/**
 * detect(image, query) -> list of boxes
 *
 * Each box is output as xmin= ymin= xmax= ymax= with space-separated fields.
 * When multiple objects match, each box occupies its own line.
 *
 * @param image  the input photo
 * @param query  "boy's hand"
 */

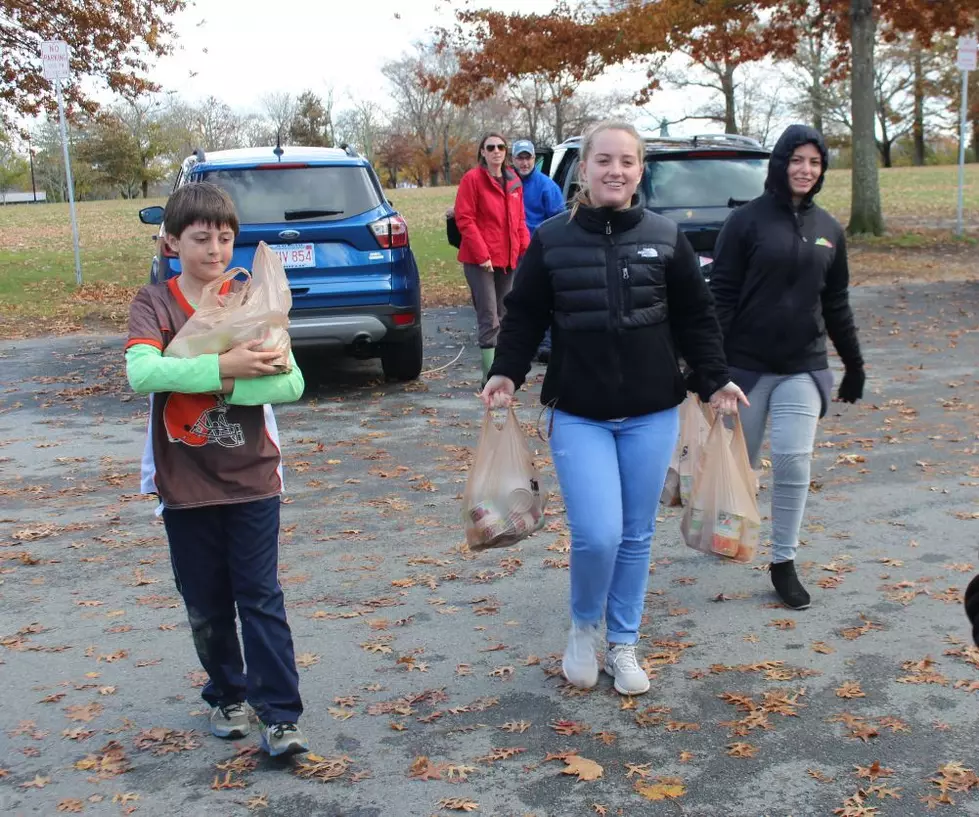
xmin=219 ymin=340 xmax=283 ymax=380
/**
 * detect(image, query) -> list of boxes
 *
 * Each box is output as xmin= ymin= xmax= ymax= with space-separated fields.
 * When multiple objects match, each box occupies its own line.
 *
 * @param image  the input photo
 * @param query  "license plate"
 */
xmin=268 ymin=243 xmax=315 ymax=269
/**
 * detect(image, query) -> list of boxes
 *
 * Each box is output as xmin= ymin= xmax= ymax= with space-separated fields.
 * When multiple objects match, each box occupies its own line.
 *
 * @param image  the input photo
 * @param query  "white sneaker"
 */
xmin=562 ymin=621 xmax=601 ymax=688
xmin=604 ymin=644 xmax=650 ymax=695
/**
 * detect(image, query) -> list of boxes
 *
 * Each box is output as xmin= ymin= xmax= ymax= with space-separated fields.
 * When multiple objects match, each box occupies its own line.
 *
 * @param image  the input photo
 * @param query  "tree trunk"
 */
xmin=553 ymin=101 xmax=565 ymax=144
xmin=878 ymin=140 xmax=893 ymax=168
xmin=912 ymin=43 xmax=925 ymax=167
xmin=848 ymin=0 xmax=884 ymax=236
xmin=442 ymin=126 xmax=452 ymax=186
xmin=812 ymin=39 xmax=824 ymax=133
xmin=142 ymin=179 xmax=149 ymax=198
xmin=972 ymin=118 xmax=979 ymax=163
xmin=722 ymin=64 xmax=738 ymax=134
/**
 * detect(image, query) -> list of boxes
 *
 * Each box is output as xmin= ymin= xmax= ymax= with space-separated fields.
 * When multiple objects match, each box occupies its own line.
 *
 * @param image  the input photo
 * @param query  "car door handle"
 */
xmin=290 ymin=287 xmax=309 ymax=296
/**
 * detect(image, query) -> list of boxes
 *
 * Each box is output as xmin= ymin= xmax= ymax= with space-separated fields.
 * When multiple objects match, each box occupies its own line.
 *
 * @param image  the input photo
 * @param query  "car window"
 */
xmin=200 ymin=165 xmax=382 ymax=223
xmin=642 ymin=157 xmax=767 ymax=209
xmin=558 ymin=152 xmax=767 ymax=208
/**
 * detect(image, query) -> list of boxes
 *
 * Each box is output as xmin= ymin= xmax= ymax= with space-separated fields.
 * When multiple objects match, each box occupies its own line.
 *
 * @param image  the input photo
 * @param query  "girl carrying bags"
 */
xmin=480 ymin=121 xmax=746 ymax=696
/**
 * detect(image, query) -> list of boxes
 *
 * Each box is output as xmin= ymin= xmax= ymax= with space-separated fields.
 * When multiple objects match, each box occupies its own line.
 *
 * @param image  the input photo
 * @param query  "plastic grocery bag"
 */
xmin=680 ymin=413 xmax=761 ymax=563
xmin=463 ymin=407 xmax=548 ymax=551
xmin=164 ymin=241 xmax=293 ymax=371
xmin=662 ymin=394 xmax=715 ymax=506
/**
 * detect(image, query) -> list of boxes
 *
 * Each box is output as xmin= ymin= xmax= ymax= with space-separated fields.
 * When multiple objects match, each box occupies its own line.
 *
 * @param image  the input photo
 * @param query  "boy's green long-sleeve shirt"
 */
xmin=125 ymin=344 xmax=304 ymax=405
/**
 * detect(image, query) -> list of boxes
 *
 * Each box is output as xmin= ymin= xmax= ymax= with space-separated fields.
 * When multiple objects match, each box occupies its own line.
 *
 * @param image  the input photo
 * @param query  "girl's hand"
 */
xmin=480 ymin=375 xmax=515 ymax=408
xmin=480 ymin=259 xmax=494 ymax=271
xmin=709 ymin=381 xmax=749 ymax=415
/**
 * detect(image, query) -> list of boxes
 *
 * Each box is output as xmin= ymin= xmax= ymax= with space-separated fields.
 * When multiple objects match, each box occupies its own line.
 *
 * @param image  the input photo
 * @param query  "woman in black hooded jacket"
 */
xmin=709 ymin=124 xmax=865 ymax=610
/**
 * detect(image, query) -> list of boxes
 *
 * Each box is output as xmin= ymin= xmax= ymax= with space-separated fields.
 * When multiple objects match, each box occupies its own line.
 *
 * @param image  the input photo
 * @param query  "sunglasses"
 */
xmin=484 ymin=143 xmax=507 ymax=152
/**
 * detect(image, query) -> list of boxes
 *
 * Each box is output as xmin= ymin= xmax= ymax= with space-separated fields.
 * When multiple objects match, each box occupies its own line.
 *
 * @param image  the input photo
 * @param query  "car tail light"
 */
xmin=370 ymin=215 xmax=408 ymax=249
xmin=393 ymin=312 xmax=415 ymax=327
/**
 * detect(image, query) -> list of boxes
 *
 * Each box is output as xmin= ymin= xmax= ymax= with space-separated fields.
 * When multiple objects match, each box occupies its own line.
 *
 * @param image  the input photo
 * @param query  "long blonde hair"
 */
xmin=569 ymin=120 xmax=644 ymax=220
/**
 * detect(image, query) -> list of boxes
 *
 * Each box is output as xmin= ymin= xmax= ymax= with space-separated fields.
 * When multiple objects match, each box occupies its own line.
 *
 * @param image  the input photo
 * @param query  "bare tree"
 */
xmin=737 ymin=66 xmax=786 ymax=146
xmin=261 ymin=92 xmax=297 ymax=144
xmin=788 ymin=2 xmax=836 ymax=133
xmin=872 ymin=43 xmax=914 ymax=168
xmin=335 ymin=99 xmax=385 ymax=164
xmin=194 ymin=96 xmax=245 ymax=151
xmin=383 ymin=42 xmax=460 ymax=185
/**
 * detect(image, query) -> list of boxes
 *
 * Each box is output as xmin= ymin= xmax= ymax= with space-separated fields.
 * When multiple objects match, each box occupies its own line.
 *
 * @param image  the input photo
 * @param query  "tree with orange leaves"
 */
xmin=2 ymin=0 xmax=187 ymax=129
xmin=438 ymin=0 xmax=979 ymax=234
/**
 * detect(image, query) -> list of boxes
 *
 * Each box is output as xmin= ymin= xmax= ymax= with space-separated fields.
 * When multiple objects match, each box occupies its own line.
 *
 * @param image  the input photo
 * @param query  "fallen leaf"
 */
xmin=855 ymin=761 xmax=894 ymax=782
xmin=438 ymin=798 xmax=479 ymax=812
xmin=561 ymin=755 xmax=603 ymax=781
xmin=635 ymin=776 xmax=686 ymax=801
xmin=836 ymin=681 xmax=867 ymax=699
xmin=727 ymin=742 xmax=759 ymax=758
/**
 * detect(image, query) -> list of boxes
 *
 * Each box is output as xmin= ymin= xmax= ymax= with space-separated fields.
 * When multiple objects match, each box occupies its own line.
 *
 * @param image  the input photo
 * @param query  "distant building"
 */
xmin=2 ymin=191 xmax=47 ymax=204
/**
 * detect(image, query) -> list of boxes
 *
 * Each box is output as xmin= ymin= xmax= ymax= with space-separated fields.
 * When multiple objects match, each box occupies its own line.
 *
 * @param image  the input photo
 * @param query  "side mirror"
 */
xmin=139 ymin=205 xmax=165 ymax=225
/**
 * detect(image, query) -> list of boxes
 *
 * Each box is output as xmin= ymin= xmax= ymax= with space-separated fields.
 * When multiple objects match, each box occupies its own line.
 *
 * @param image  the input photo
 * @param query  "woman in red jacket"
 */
xmin=454 ymin=132 xmax=531 ymax=383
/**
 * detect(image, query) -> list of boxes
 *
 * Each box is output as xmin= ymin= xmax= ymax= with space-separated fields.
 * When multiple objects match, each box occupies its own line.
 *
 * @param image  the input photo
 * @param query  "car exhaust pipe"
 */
xmin=351 ymin=332 xmax=373 ymax=359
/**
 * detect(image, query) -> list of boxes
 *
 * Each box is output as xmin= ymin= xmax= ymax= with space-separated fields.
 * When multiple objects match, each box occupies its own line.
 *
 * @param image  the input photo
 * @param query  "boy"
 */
xmin=125 ymin=182 xmax=309 ymax=757
xmin=510 ymin=139 xmax=565 ymax=364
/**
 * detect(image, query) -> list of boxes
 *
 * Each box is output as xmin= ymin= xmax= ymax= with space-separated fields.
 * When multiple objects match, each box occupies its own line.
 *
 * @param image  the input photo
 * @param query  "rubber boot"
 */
xmin=480 ymin=347 xmax=495 ymax=387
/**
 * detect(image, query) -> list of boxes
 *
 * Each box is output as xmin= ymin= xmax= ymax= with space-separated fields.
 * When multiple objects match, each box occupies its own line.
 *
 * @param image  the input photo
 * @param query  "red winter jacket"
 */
xmin=454 ymin=166 xmax=531 ymax=270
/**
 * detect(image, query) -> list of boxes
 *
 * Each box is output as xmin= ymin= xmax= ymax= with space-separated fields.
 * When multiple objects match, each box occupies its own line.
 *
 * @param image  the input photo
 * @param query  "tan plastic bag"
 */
xmin=680 ymin=413 xmax=761 ymax=563
xmin=463 ymin=407 xmax=548 ymax=551
xmin=164 ymin=242 xmax=293 ymax=371
xmin=662 ymin=394 xmax=715 ymax=506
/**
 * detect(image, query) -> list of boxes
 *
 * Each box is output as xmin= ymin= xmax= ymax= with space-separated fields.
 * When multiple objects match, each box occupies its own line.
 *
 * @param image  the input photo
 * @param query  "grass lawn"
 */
xmin=0 ymin=166 xmax=976 ymax=338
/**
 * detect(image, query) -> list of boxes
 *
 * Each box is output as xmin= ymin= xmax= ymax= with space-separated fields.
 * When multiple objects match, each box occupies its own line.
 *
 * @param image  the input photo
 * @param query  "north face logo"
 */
xmin=638 ymin=247 xmax=659 ymax=259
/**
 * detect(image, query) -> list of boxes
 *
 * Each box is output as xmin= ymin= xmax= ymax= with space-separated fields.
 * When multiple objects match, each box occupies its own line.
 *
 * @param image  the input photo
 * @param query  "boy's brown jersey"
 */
xmin=126 ymin=278 xmax=283 ymax=509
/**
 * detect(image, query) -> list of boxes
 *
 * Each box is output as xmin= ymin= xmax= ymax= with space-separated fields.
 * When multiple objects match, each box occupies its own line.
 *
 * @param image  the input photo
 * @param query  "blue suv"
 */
xmin=139 ymin=145 xmax=423 ymax=381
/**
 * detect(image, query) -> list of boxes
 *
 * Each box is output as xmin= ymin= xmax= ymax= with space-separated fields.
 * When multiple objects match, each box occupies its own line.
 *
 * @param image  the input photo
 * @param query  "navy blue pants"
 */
xmin=162 ymin=497 xmax=302 ymax=725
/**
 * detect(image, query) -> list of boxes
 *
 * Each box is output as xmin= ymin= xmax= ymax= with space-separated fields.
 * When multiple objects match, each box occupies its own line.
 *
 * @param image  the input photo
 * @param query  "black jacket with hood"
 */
xmin=708 ymin=125 xmax=863 ymax=376
xmin=488 ymin=200 xmax=730 ymax=421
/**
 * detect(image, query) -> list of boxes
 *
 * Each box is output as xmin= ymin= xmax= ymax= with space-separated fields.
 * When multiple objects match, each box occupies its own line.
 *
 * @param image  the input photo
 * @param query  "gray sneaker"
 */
xmin=260 ymin=722 xmax=309 ymax=757
xmin=209 ymin=702 xmax=251 ymax=739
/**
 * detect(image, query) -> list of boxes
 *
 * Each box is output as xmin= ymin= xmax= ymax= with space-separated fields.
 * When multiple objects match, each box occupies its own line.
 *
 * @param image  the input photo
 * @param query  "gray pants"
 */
xmin=463 ymin=264 xmax=513 ymax=348
xmin=738 ymin=373 xmax=821 ymax=564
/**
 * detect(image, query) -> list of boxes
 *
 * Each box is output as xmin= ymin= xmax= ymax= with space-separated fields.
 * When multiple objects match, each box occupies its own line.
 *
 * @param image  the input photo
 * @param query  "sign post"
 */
xmin=956 ymin=36 xmax=977 ymax=238
xmin=40 ymin=41 xmax=83 ymax=286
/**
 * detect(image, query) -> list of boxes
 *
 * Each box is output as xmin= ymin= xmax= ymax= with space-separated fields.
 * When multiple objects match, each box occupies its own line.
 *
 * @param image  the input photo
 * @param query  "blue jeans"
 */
xmin=738 ymin=373 xmax=821 ymax=564
xmin=162 ymin=497 xmax=303 ymax=725
xmin=550 ymin=407 xmax=679 ymax=644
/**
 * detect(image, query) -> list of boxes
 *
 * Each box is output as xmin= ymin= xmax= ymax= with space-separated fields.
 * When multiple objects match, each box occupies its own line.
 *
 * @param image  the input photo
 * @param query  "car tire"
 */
xmin=380 ymin=330 xmax=423 ymax=381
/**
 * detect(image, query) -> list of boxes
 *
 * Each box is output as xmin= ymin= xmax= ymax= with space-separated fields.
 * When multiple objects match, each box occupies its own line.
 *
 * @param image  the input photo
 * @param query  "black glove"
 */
xmin=966 ymin=574 xmax=979 ymax=647
xmin=837 ymin=366 xmax=865 ymax=403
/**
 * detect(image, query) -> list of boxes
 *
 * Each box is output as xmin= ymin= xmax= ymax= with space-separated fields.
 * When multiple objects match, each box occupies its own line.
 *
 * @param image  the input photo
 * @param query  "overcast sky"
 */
xmin=131 ymin=0 xmax=718 ymax=137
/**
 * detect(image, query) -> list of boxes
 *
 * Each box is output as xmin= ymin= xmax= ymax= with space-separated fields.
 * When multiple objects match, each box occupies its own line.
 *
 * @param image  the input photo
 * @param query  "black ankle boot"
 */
xmin=770 ymin=561 xmax=811 ymax=610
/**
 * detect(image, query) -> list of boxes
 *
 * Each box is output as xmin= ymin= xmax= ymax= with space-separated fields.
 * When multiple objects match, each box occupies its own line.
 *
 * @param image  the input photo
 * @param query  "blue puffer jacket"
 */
xmin=519 ymin=169 xmax=566 ymax=233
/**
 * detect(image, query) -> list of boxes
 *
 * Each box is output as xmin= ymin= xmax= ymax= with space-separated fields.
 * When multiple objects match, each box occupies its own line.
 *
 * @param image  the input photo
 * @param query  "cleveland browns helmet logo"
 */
xmin=163 ymin=394 xmax=245 ymax=448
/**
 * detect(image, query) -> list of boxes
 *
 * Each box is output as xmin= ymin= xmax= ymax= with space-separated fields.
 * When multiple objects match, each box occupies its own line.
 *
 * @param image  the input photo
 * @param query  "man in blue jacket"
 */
xmin=512 ymin=139 xmax=566 ymax=363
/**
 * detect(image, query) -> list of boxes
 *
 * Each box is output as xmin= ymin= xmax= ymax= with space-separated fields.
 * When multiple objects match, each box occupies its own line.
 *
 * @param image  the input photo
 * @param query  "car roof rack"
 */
xmin=689 ymin=133 xmax=763 ymax=149
xmin=558 ymin=132 xmax=765 ymax=151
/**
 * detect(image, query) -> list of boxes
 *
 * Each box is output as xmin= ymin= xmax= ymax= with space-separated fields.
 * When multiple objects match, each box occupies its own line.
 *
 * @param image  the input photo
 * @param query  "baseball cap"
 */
xmin=512 ymin=139 xmax=535 ymax=157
